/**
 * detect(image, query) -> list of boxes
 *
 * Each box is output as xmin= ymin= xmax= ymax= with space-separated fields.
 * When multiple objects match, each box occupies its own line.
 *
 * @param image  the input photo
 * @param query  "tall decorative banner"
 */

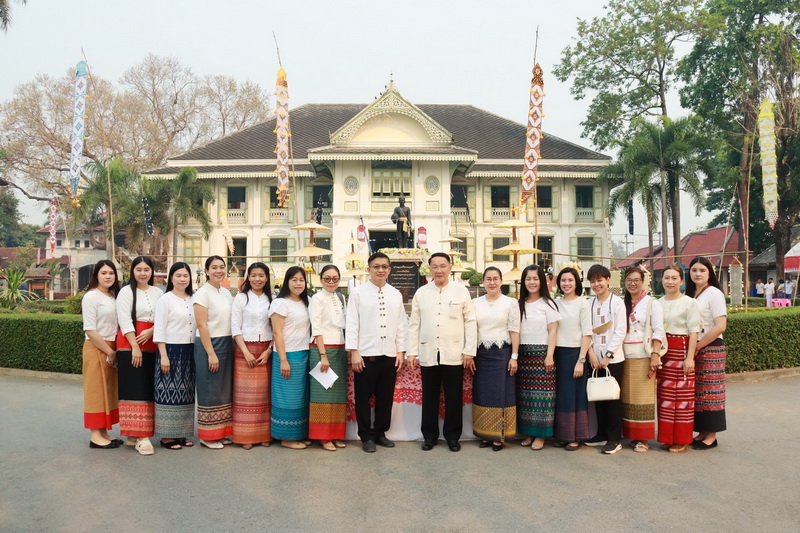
xmin=520 ymin=63 xmax=544 ymax=210
xmin=142 ymin=197 xmax=154 ymax=237
xmin=49 ymin=198 xmax=58 ymax=257
xmin=273 ymin=67 xmax=291 ymax=207
xmin=220 ymin=209 xmax=235 ymax=255
xmin=69 ymin=61 xmax=89 ymax=205
xmin=758 ymin=99 xmax=779 ymax=229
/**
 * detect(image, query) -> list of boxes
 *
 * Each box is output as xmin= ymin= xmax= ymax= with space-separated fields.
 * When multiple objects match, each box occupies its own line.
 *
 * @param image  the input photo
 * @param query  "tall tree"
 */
xmin=554 ymin=0 xmax=709 ymax=150
xmin=599 ymin=148 xmax=663 ymax=272
xmin=680 ymin=0 xmax=800 ymax=276
xmin=607 ymin=117 xmax=712 ymax=260
xmin=0 ymin=188 xmax=44 ymax=246
xmin=152 ymin=167 xmax=214 ymax=262
xmin=0 ymin=0 xmax=26 ymax=32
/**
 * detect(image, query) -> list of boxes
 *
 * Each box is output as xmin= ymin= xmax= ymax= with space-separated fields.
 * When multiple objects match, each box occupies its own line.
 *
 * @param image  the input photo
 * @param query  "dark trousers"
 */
xmin=353 ymin=356 xmax=397 ymax=442
xmin=421 ymin=360 xmax=464 ymax=442
xmin=593 ymin=362 xmax=624 ymax=442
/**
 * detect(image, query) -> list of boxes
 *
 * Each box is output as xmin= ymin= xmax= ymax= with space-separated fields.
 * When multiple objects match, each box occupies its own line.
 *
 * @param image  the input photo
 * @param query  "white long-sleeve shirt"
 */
xmin=231 ymin=291 xmax=273 ymax=342
xmin=623 ymin=294 xmax=665 ymax=358
xmin=555 ymin=297 xmax=592 ymax=348
xmin=589 ymin=293 xmax=627 ymax=364
xmin=82 ymin=289 xmax=117 ymax=341
xmin=408 ymin=280 xmax=477 ymax=366
xmin=345 ymin=281 xmax=406 ymax=358
xmin=115 ymin=285 xmax=162 ymax=334
xmin=309 ymin=289 xmax=346 ymax=345
xmin=153 ymin=291 xmax=195 ymax=345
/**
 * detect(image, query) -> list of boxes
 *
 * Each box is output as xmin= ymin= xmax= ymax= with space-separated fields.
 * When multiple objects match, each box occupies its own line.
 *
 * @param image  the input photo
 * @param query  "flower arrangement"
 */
xmin=379 ymin=248 xmax=431 ymax=259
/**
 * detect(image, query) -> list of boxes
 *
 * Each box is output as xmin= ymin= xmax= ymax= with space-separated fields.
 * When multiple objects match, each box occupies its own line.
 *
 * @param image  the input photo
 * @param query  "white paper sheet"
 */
xmin=308 ymin=361 xmax=339 ymax=389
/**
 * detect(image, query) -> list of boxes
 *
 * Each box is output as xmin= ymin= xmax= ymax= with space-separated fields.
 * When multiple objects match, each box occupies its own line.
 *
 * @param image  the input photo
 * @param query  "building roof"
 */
xmin=152 ymin=103 xmax=609 ymax=170
xmin=616 ymin=226 xmax=745 ymax=270
xmin=750 ymin=226 xmax=800 ymax=267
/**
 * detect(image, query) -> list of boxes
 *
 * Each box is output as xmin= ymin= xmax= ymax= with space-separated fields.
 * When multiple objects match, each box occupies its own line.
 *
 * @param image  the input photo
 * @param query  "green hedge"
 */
xmin=0 ymin=314 xmax=85 ymax=374
xmin=725 ymin=307 xmax=800 ymax=372
xmin=1 ymin=308 xmax=799 ymax=375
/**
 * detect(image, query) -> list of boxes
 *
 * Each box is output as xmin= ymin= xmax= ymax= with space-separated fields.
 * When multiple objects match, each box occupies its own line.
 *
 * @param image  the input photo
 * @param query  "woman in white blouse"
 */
xmin=516 ymin=265 xmax=561 ymax=450
xmin=269 ymin=266 xmax=312 ymax=449
xmin=115 ymin=256 xmax=162 ymax=455
xmin=308 ymin=264 xmax=347 ymax=451
xmin=470 ymin=267 xmax=520 ymax=451
xmin=620 ymin=266 xmax=664 ymax=453
xmin=657 ymin=264 xmax=700 ymax=453
xmin=231 ymin=262 xmax=274 ymax=450
xmin=153 ymin=262 xmax=197 ymax=450
xmin=553 ymin=267 xmax=592 ymax=451
xmin=82 ymin=260 xmax=122 ymax=448
xmin=686 ymin=256 xmax=728 ymax=450
xmin=194 ymin=255 xmax=234 ymax=449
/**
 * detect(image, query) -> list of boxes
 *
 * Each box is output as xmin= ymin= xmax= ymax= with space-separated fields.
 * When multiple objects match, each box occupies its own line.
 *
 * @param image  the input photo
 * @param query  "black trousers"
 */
xmin=593 ymin=362 xmax=624 ymax=442
xmin=421 ymin=359 xmax=464 ymax=442
xmin=353 ymin=356 xmax=397 ymax=442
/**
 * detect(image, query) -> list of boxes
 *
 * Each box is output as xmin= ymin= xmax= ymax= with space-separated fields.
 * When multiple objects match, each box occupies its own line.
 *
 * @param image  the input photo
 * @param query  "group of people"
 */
xmin=81 ymin=252 xmax=728 ymax=455
xmin=757 ymin=277 xmax=794 ymax=307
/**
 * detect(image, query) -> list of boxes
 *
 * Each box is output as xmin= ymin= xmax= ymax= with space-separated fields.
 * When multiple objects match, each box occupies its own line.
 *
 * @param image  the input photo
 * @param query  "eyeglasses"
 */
xmin=322 ymin=277 xmax=340 ymax=283
xmin=625 ymin=278 xmax=642 ymax=284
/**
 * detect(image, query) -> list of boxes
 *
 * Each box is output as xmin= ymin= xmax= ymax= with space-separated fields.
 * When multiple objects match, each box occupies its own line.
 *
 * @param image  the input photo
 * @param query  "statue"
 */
xmin=391 ymin=196 xmax=413 ymax=248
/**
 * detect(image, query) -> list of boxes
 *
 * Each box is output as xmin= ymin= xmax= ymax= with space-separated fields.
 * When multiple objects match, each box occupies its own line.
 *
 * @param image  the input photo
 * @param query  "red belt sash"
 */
xmin=115 ymin=321 xmax=157 ymax=351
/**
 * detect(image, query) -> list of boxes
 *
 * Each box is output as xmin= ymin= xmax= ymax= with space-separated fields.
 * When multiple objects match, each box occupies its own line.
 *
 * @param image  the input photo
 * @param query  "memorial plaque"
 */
xmin=388 ymin=260 xmax=424 ymax=303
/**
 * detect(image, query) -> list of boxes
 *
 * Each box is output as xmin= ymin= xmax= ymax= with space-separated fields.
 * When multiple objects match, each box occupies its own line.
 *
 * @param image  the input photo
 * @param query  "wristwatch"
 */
xmin=578 ymin=357 xmax=586 ymax=363
xmin=511 ymin=352 xmax=519 ymax=360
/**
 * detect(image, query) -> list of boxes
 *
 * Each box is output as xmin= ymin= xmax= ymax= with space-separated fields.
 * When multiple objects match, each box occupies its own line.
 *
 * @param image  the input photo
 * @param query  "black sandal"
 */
xmin=160 ymin=439 xmax=182 ymax=450
xmin=177 ymin=438 xmax=194 ymax=447
xmin=479 ymin=441 xmax=492 ymax=448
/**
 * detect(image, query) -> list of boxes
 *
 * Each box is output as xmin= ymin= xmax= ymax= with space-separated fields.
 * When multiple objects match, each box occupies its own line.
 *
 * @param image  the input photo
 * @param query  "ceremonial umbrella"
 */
xmin=339 ymin=252 xmax=366 ymax=262
xmin=439 ymin=237 xmax=464 ymax=243
xmin=288 ymin=245 xmax=334 ymax=258
xmin=292 ymin=222 xmax=331 ymax=232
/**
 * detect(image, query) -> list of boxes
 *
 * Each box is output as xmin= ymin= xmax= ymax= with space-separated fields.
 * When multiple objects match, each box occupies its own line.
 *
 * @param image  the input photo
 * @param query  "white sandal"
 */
xmin=135 ymin=437 xmax=155 ymax=456
xmin=200 ymin=439 xmax=224 ymax=449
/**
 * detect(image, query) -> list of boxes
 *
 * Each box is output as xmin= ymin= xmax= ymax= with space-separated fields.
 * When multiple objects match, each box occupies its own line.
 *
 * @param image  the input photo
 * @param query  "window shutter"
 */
xmin=551 ymin=185 xmax=560 ymax=222
xmin=219 ymin=187 xmax=228 ymax=220
xmin=510 ymin=183 xmax=520 ymax=209
xmin=483 ymin=187 xmax=492 ymax=222
xmin=287 ymin=238 xmax=296 ymax=260
xmin=593 ymin=186 xmax=603 ymax=222
xmin=484 ymin=236 xmax=494 ymax=261
xmin=261 ymin=238 xmax=270 ymax=259
xmin=570 ymin=236 xmax=578 ymax=260
xmin=594 ymin=237 xmax=602 ymax=262
xmin=466 ymin=237 xmax=475 ymax=262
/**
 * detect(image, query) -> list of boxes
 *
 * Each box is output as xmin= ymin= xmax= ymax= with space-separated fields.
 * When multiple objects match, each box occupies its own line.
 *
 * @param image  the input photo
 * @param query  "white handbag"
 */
xmin=586 ymin=368 xmax=620 ymax=402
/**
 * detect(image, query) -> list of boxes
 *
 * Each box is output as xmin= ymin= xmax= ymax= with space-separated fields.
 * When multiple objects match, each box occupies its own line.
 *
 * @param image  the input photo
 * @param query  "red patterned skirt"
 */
xmin=116 ymin=322 xmax=156 ymax=437
xmin=694 ymin=338 xmax=727 ymax=433
xmin=232 ymin=341 xmax=271 ymax=444
xmin=657 ymin=334 xmax=695 ymax=445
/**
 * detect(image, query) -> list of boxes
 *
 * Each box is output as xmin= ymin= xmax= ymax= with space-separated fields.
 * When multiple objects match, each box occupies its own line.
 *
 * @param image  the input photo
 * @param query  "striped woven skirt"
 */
xmin=553 ymin=346 xmax=590 ymax=442
xmin=657 ymin=334 xmax=695 ymax=445
xmin=82 ymin=340 xmax=119 ymax=430
xmin=194 ymin=336 xmax=233 ymax=440
xmin=516 ymin=344 xmax=555 ymax=437
xmin=472 ymin=343 xmax=517 ymax=442
xmin=621 ymin=356 xmax=656 ymax=441
xmin=116 ymin=322 xmax=157 ymax=437
xmin=154 ymin=343 xmax=196 ymax=438
xmin=308 ymin=344 xmax=347 ymax=441
xmin=694 ymin=338 xmax=727 ymax=433
xmin=271 ymin=349 xmax=310 ymax=441
xmin=232 ymin=341 xmax=272 ymax=445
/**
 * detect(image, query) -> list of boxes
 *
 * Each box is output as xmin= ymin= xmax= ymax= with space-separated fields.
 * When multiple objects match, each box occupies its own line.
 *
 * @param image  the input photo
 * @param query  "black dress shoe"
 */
xmin=492 ymin=443 xmax=503 ymax=452
xmin=421 ymin=440 xmax=437 ymax=451
xmin=447 ymin=440 xmax=461 ymax=452
xmin=691 ymin=439 xmax=718 ymax=450
xmin=362 ymin=439 xmax=377 ymax=453
xmin=375 ymin=436 xmax=395 ymax=448
xmin=479 ymin=441 xmax=492 ymax=448
xmin=89 ymin=440 xmax=119 ymax=449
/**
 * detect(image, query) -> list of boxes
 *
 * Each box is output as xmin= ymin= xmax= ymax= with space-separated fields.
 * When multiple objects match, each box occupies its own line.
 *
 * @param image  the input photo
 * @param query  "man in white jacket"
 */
xmin=408 ymin=252 xmax=477 ymax=452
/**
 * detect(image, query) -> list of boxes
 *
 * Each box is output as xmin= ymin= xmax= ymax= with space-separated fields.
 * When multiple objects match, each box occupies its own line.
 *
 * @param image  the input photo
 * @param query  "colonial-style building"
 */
xmin=145 ymin=82 xmax=611 ymax=278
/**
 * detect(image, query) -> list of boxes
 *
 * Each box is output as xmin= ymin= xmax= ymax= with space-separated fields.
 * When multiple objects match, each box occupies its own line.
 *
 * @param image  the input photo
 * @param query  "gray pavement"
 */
xmin=1 ymin=372 xmax=799 ymax=532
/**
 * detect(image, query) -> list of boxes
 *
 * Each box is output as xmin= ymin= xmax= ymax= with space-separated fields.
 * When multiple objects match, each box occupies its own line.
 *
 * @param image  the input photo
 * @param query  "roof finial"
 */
xmin=389 ymin=73 xmax=394 ymax=91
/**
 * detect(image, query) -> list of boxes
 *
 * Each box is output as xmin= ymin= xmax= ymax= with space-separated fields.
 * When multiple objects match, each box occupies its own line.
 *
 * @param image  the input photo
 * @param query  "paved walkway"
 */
xmin=1 ymin=372 xmax=798 ymax=532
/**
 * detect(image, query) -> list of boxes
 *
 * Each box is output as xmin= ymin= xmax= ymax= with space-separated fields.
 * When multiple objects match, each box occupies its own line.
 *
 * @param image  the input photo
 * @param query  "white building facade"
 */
xmin=146 ymin=83 xmax=612 ymax=278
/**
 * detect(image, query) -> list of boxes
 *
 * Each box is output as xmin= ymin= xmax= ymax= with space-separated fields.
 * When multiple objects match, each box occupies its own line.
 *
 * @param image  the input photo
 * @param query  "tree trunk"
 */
xmin=660 ymin=168 xmax=670 ymax=266
xmin=671 ymin=176 xmax=682 ymax=261
xmin=647 ymin=219 xmax=656 ymax=275
xmin=774 ymin=216 xmax=791 ymax=282
xmin=171 ymin=211 xmax=178 ymax=266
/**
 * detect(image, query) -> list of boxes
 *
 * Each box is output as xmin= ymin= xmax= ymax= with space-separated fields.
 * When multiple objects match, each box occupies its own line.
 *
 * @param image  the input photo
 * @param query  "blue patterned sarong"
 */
xmin=271 ymin=349 xmax=310 ymax=440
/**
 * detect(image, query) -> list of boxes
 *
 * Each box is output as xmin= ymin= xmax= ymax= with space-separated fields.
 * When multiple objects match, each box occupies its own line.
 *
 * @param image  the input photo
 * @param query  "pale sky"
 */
xmin=0 ymin=0 xmax=715 ymax=251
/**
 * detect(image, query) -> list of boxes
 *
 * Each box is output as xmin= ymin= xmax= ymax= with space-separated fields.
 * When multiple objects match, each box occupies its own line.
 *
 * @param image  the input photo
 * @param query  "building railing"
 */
xmin=266 ymin=208 xmax=291 ymax=223
xmin=451 ymin=207 xmax=470 ymax=222
xmin=307 ymin=208 xmax=332 ymax=225
xmin=226 ymin=208 xmax=247 ymax=224
xmin=491 ymin=207 xmax=511 ymax=221
xmin=575 ymin=208 xmax=594 ymax=223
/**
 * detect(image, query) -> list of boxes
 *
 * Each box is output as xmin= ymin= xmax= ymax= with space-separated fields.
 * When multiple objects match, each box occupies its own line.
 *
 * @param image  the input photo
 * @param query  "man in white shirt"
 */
xmin=765 ymin=278 xmax=775 ymax=307
xmin=785 ymin=279 xmax=794 ymax=300
xmin=408 ymin=253 xmax=477 ymax=452
xmin=345 ymin=252 xmax=407 ymax=453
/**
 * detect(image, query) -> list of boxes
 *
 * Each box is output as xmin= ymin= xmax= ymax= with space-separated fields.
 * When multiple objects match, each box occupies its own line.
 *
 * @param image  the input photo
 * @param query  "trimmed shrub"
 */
xmin=14 ymin=300 xmax=68 ymax=314
xmin=0 ymin=314 xmax=84 ymax=374
xmin=725 ymin=307 xmax=800 ymax=373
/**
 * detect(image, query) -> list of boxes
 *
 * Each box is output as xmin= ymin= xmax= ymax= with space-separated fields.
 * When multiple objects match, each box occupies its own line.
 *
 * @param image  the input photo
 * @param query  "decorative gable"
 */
xmin=330 ymin=82 xmax=453 ymax=146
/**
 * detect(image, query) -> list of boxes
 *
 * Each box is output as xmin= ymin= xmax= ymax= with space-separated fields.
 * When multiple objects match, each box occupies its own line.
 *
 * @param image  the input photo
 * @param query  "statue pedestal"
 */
xmin=380 ymin=248 xmax=428 ymax=303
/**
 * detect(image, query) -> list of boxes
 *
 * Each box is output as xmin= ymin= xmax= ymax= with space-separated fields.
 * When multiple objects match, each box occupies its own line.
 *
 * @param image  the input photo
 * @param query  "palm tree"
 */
xmin=600 ymin=152 xmax=662 ymax=273
xmin=152 ymin=167 xmax=214 ymax=263
xmin=1 ymin=0 xmax=27 ymax=32
xmin=612 ymin=117 xmax=712 ymax=261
